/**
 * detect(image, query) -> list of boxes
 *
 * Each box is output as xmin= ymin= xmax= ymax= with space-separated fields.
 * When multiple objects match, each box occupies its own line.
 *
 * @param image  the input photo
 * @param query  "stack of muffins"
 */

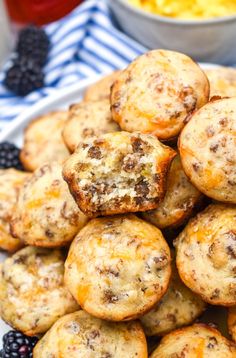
xmin=0 ymin=49 xmax=235 ymax=357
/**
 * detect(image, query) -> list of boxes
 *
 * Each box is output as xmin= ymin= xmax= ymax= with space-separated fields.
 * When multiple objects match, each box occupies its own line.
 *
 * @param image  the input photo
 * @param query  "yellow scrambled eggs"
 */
xmin=128 ymin=0 xmax=236 ymax=19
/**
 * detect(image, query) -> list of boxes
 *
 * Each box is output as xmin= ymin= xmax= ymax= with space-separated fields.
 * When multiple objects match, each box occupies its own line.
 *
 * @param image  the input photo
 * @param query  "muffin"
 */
xmin=0 ymin=246 xmax=79 ymax=336
xmin=62 ymin=99 xmax=119 ymax=152
xmin=205 ymin=66 xmax=236 ymax=98
xmin=64 ymin=214 xmax=171 ymax=321
xmin=174 ymin=204 xmax=236 ymax=306
xmin=63 ymin=131 xmax=176 ymax=217
xmin=11 ymin=162 xmax=88 ymax=247
xmin=179 ymin=97 xmax=236 ymax=204
xmin=142 ymin=155 xmax=203 ymax=229
xmin=111 ymin=49 xmax=209 ymax=141
xmin=20 ymin=111 xmax=70 ymax=171
xmin=84 ymin=70 xmax=121 ymax=101
xmin=150 ymin=324 xmax=236 ymax=357
xmin=0 ymin=169 xmax=29 ymax=252
xmin=33 ymin=310 xmax=147 ymax=358
xmin=140 ymin=255 xmax=206 ymax=336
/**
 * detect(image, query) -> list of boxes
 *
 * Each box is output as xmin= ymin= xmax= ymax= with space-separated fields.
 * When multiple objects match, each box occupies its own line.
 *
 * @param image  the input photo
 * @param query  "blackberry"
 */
xmin=4 ymin=57 xmax=44 ymax=96
xmin=0 ymin=330 xmax=38 ymax=358
xmin=0 ymin=142 xmax=24 ymax=170
xmin=16 ymin=25 xmax=50 ymax=66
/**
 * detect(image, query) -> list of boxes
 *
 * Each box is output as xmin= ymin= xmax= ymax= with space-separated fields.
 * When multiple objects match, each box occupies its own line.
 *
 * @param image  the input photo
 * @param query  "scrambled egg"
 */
xmin=128 ymin=0 xmax=236 ymax=19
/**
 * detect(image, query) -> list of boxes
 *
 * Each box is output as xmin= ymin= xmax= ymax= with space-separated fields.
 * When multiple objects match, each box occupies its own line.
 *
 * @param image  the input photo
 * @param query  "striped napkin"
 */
xmin=0 ymin=0 xmax=146 ymax=128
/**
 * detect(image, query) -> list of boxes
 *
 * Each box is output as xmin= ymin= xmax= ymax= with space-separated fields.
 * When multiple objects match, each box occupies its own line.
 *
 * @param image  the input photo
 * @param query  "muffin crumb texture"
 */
xmin=63 ymin=131 xmax=176 ymax=217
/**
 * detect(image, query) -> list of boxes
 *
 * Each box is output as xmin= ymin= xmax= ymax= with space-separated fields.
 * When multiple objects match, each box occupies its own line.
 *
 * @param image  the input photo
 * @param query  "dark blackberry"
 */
xmin=0 ymin=330 xmax=38 ymax=358
xmin=16 ymin=25 xmax=50 ymax=66
xmin=4 ymin=57 xmax=44 ymax=96
xmin=0 ymin=142 xmax=24 ymax=170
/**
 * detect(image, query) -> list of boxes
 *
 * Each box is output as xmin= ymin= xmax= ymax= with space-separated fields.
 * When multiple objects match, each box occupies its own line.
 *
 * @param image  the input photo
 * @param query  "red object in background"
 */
xmin=5 ymin=0 xmax=83 ymax=25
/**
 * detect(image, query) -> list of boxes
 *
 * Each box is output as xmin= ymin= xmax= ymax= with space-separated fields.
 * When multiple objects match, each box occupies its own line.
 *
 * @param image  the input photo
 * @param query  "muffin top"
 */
xmin=150 ymin=324 xmax=236 ymax=357
xmin=175 ymin=204 xmax=236 ymax=306
xmin=179 ymin=97 xmax=236 ymax=203
xmin=65 ymin=214 xmax=171 ymax=321
xmin=33 ymin=310 xmax=147 ymax=358
xmin=20 ymin=111 xmax=70 ymax=171
xmin=11 ymin=162 xmax=88 ymax=247
xmin=0 ymin=246 xmax=78 ymax=336
xmin=111 ymin=49 xmax=209 ymax=140
xmin=62 ymin=99 xmax=119 ymax=153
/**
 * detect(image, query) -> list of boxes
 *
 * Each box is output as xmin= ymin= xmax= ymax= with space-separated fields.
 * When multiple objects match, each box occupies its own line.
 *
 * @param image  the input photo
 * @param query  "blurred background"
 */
xmin=2 ymin=0 xmax=236 ymax=64
xmin=0 ymin=0 xmax=236 ymax=123
xmin=0 ymin=0 xmax=84 ymax=66
xmin=5 ymin=0 xmax=83 ymax=25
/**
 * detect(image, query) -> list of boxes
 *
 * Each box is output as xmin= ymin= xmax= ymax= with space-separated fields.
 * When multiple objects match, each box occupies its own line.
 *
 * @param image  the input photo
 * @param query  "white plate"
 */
xmin=0 ymin=64 xmax=228 ymax=345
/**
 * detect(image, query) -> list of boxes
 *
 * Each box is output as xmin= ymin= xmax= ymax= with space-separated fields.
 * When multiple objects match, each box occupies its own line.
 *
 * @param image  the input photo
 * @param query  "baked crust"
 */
xmin=0 ymin=246 xmax=78 ymax=336
xmin=33 ymin=310 xmax=148 ymax=358
xmin=140 ymin=254 xmax=206 ymax=336
xmin=64 ymin=214 xmax=171 ymax=321
xmin=111 ymin=49 xmax=209 ymax=141
xmin=174 ymin=204 xmax=236 ymax=306
xmin=150 ymin=324 xmax=236 ymax=357
xmin=142 ymin=155 xmax=203 ymax=229
xmin=20 ymin=111 xmax=70 ymax=171
xmin=63 ymin=131 xmax=176 ymax=217
xmin=84 ymin=70 xmax=122 ymax=101
xmin=62 ymin=99 xmax=119 ymax=152
xmin=179 ymin=97 xmax=236 ymax=203
xmin=11 ymin=162 xmax=88 ymax=247
xmin=228 ymin=307 xmax=236 ymax=342
xmin=0 ymin=169 xmax=29 ymax=252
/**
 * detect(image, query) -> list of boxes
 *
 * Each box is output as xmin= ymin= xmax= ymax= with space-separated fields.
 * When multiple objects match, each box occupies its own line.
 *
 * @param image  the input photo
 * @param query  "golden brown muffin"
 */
xmin=179 ymin=98 xmax=236 ymax=204
xmin=64 ymin=214 xmax=171 ymax=321
xmin=0 ymin=246 xmax=79 ymax=336
xmin=228 ymin=307 xmax=236 ymax=342
xmin=63 ymin=131 xmax=176 ymax=217
xmin=140 ymin=255 xmax=206 ymax=336
xmin=84 ymin=70 xmax=122 ymax=101
xmin=111 ymin=49 xmax=209 ymax=141
xmin=205 ymin=66 xmax=236 ymax=98
xmin=62 ymin=99 xmax=119 ymax=153
xmin=20 ymin=111 xmax=70 ymax=171
xmin=11 ymin=162 xmax=88 ymax=247
xmin=33 ymin=310 xmax=147 ymax=358
xmin=174 ymin=204 xmax=236 ymax=306
xmin=0 ymin=169 xmax=29 ymax=252
xmin=142 ymin=155 xmax=203 ymax=229
xmin=150 ymin=324 xmax=236 ymax=357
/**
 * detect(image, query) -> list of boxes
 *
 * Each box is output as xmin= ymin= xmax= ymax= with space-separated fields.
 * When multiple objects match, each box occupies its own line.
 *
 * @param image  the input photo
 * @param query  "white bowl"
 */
xmin=108 ymin=0 xmax=236 ymax=64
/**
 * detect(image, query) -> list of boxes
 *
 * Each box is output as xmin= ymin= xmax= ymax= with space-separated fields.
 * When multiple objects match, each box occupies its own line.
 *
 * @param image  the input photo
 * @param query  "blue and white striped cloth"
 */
xmin=0 ymin=0 xmax=146 ymax=128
